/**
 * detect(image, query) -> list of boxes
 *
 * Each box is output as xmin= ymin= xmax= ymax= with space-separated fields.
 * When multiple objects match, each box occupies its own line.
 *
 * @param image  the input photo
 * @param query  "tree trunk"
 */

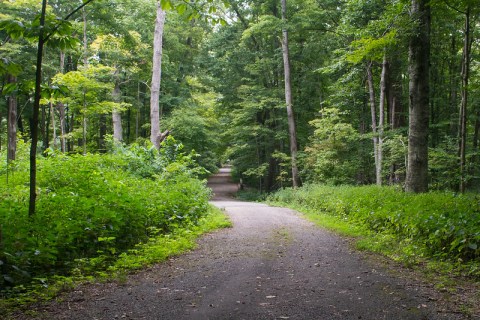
xmin=377 ymin=53 xmax=387 ymax=186
xmin=366 ymin=62 xmax=380 ymax=185
xmin=281 ymin=0 xmax=300 ymax=188
xmin=58 ymin=51 xmax=67 ymax=152
xmin=150 ymin=1 xmax=166 ymax=149
xmin=7 ymin=74 xmax=17 ymax=162
xmin=82 ymin=92 xmax=87 ymax=155
xmin=135 ymin=81 xmax=141 ymax=140
xmin=459 ymin=7 xmax=471 ymax=193
xmin=405 ymin=0 xmax=430 ymax=193
xmin=29 ymin=0 xmax=48 ymax=216
xmin=112 ymin=71 xmax=123 ymax=142
xmin=50 ymin=101 xmax=57 ymax=149
xmin=99 ymin=114 xmax=107 ymax=152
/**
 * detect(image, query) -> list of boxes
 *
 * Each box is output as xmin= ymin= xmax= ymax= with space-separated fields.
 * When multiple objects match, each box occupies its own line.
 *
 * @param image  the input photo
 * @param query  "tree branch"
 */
xmin=44 ymin=0 xmax=96 ymax=43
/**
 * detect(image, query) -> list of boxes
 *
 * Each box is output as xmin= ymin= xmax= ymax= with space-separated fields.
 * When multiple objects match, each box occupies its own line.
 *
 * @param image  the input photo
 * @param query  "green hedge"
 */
xmin=268 ymin=185 xmax=480 ymax=264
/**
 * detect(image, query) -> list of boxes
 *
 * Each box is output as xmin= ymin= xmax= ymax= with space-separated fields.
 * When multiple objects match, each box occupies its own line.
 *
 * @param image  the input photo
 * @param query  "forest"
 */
xmin=0 ymin=0 xmax=479 ymax=307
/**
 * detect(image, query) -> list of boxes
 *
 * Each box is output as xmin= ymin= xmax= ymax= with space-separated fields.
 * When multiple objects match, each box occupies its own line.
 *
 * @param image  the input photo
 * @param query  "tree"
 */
xmin=280 ymin=0 xmax=300 ymax=188
xmin=405 ymin=0 xmax=431 ymax=193
xmin=29 ymin=0 xmax=96 ymax=215
xmin=150 ymin=1 xmax=166 ymax=149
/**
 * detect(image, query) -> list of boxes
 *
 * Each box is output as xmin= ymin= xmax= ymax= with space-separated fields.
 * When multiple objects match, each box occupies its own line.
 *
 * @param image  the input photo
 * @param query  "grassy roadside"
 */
xmin=267 ymin=190 xmax=480 ymax=317
xmin=0 ymin=205 xmax=231 ymax=318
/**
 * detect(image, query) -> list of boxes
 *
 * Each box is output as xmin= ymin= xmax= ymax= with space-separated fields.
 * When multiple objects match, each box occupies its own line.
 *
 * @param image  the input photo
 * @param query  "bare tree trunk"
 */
xmin=99 ymin=114 xmax=107 ymax=152
xmin=7 ymin=75 xmax=17 ymax=162
xmin=81 ymin=6 xmax=89 ymax=155
xmin=366 ymin=62 xmax=380 ymax=185
xmin=83 ymin=92 xmax=87 ymax=155
xmin=58 ymin=51 xmax=67 ymax=152
xmin=405 ymin=0 xmax=430 ymax=193
xmin=459 ymin=7 xmax=471 ymax=193
xmin=29 ymin=0 xmax=48 ymax=216
xmin=281 ymin=0 xmax=300 ymax=188
xmin=150 ymin=1 xmax=166 ymax=149
xmin=50 ymin=101 xmax=58 ymax=149
xmin=112 ymin=70 xmax=123 ymax=142
xmin=377 ymin=53 xmax=387 ymax=186
xmin=136 ymin=81 xmax=141 ymax=139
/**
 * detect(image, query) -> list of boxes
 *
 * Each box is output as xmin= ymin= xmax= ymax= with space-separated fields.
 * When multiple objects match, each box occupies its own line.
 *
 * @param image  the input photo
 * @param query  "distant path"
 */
xmin=19 ymin=168 xmax=464 ymax=319
xmin=207 ymin=166 xmax=239 ymax=200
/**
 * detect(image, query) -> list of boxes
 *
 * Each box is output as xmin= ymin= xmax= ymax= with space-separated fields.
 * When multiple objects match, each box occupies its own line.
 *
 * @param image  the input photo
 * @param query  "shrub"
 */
xmin=268 ymin=185 xmax=480 ymax=266
xmin=0 ymin=138 xmax=210 ymax=293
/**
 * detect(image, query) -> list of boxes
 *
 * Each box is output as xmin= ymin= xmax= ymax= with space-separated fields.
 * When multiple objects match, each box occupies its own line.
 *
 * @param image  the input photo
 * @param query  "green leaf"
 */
xmin=160 ymin=0 xmax=172 ymax=10
xmin=2 ymin=82 xmax=18 ymax=95
xmin=0 ymin=19 xmax=25 ymax=39
xmin=176 ymin=4 xmax=187 ymax=14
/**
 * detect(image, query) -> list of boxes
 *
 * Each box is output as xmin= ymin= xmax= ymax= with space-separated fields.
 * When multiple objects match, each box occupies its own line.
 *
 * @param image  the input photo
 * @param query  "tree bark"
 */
xmin=58 ymin=51 xmax=67 ymax=152
xmin=377 ymin=53 xmax=387 ymax=186
xmin=366 ymin=62 xmax=380 ymax=185
xmin=7 ymin=74 xmax=17 ymax=162
xmin=82 ymin=92 xmax=87 ymax=155
xmin=459 ymin=6 xmax=471 ymax=193
xmin=50 ymin=101 xmax=57 ymax=149
xmin=281 ymin=0 xmax=300 ymax=188
xmin=112 ymin=71 xmax=123 ymax=142
xmin=29 ymin=0 xmax=48 ymax=216
xmin=150 ymin=2 xmax=166 ymax=149
xmin=99 ymin=114 xmax=107 ymax=152
xmin=405 ymin=0 xmax=430 ymax=193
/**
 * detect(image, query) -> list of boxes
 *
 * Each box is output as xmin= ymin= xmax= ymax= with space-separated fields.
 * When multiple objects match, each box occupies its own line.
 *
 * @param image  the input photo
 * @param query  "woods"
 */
xmin=1 ymin=0 xmax=479 ymax=192
xmin=0 ymin=0 xmax=479 ymax=305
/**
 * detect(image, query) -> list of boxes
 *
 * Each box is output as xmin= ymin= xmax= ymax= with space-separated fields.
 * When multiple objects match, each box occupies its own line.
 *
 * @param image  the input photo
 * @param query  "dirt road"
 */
xmin=19 ymin=168 xmax=467 ymax=319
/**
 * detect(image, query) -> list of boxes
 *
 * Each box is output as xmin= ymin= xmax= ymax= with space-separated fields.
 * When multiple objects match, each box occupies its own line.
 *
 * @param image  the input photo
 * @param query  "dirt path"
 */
xmin=17 ymin=168 xmax=469 ymax=319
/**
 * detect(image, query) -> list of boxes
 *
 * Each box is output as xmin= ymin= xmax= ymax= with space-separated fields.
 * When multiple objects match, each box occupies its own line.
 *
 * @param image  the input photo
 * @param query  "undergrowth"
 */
xmin=0 ymin=205 xmax=231 ymax=317
xmin=0 ymin=137 xmax=222 ymax=300
xmin=267 ymin=184 xmax=480 ymax=278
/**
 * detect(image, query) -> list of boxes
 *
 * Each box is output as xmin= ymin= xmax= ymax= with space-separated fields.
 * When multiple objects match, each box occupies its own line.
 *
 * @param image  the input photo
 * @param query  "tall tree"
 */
xmin=405 ymin=0 xmax=431 ymax=193
xmin=458 ymin=5 xmax=472 ymax=192
xmin=280 ymin=0 xmax=300 ymax=187
xmin=29 ymin=0 xmax=96 ymax=215
xmin=150 ymin=2 xmax=166 ymax=149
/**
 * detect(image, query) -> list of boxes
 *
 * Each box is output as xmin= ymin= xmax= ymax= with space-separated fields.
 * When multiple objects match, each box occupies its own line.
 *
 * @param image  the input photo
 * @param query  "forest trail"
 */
xmin=19 ymin=168 xmax=465 ymax=320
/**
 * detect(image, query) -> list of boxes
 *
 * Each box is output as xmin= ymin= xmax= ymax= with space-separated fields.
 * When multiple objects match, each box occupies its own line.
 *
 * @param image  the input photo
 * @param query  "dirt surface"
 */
xmin=13 ymin=168 xmax=475 ymax=319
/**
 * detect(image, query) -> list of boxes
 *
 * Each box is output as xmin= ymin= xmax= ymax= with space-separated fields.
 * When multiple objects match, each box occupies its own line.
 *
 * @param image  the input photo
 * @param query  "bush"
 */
xmin=0 ymin=138 xmax=211 ymax=294
xmin=268 ymin=185 xmax=480 ymax=267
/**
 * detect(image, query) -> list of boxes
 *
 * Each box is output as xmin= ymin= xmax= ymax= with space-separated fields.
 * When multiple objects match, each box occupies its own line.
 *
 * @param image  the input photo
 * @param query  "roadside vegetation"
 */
xmin=268 ymin=185 xmax=480 ymax=279
xmin=0 ymin=137 xmax=230 ymax=315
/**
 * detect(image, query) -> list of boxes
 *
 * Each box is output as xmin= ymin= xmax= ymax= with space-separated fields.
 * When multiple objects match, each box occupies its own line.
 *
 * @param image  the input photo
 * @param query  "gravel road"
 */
xmin=17 ymin=168 xmax=469 ymax=319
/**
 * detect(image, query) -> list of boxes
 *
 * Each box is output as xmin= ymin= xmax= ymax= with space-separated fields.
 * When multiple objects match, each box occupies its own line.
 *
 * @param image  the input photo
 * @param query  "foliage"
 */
xmin=0 ymin=138 xmax=211 ymax=295
xmin=163 ymin=92 xmax=222 ymax=174
xmin=302 ymin=108 xmax=365 ymax=185
xmin=0 ymin=205 xmax=230 ymax=316
xmin=268 ymin=185 xmax=480 ymax=276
